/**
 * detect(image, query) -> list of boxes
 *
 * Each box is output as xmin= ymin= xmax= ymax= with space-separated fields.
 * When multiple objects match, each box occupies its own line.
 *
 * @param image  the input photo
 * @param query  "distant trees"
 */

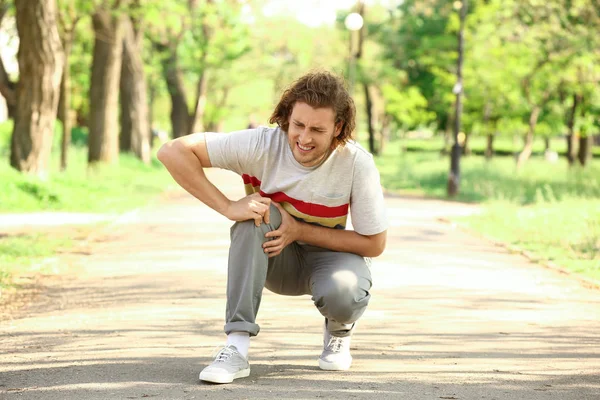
xmin=120 ymin=2 xmax=150 ymax=164
xmin=372 ymin=0 xmax=599 ymax=167
xmin=1 ymin=0 xmax=597 ymax=178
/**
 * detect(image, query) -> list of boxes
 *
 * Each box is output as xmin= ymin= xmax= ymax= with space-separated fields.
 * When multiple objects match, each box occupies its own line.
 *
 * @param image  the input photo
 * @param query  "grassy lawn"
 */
xmin=0 ymin=227 xmax=96 ymax=289
xmin=375 ymin=140 xmax=600 ymax=282
xmin=0 ymin=148 xmax=174 ymax=214
xmin=0 ymin=137 xmax=175 ymax=287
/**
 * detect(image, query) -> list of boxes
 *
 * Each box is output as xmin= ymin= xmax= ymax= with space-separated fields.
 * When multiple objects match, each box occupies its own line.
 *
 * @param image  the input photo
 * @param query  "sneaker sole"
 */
xmin=199 ymin=367 xmax=250 ymax=384
xmin=318 ymin=358 xmax=352 ymax=371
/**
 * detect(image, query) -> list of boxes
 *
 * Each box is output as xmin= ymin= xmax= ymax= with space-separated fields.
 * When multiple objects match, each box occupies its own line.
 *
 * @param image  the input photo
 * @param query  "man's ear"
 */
xmin=334 ymin=121 xmax=343 ymax=137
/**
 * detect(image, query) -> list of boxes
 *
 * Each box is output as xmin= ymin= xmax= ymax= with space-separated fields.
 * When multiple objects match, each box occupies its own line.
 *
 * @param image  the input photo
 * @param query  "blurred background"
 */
xmin=0 ymin=0 xmax=598 ymax=287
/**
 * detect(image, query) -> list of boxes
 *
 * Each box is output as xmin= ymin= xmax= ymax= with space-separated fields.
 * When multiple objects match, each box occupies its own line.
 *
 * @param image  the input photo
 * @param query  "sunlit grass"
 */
xmin=0 ymin=231 xmax=81 ymax=288
xmin=375 ymin=140 xmax=600 ymax=282
xmin=0 ymin=143 xmax=174 ymax=287
xmin=0 ymin=146 xmax=175 ymax=213
xmin=375 ymin=140 xmax=600 ymax=204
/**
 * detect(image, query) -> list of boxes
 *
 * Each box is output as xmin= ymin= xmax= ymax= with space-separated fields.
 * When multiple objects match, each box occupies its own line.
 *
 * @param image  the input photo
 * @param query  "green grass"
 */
xmin=398 ymin=135 xmax=600 ymax=157
xmin=455 ymin=200 xmax=600 ymax=281
xmin=1 ymin=135 xmax=175 ymax=287
xmin=376 ymin=141 xmax=600 ymax=204
xmin=0 ymin=231 xmax=83 ymax=288
xmin=0 ymin=147 xmax=175 ymax=213
xmin=375 ymin=141 xmax=600 ymax=282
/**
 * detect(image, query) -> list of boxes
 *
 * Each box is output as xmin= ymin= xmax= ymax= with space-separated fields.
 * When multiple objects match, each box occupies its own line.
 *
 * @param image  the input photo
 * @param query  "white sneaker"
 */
xmin=199 ymin=345 xmax=250 ymax=384
xmin=318 ymin=321 xmax=353 ymax=371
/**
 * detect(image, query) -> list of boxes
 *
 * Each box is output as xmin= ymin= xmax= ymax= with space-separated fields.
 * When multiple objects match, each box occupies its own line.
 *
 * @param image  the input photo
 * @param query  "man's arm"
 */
xmin=157 ymin=133 xmax=271 ymax=226
xmin=263 ymin=203 xmax=387 ymax=258
xmin=297 ymin=223 xmax=387 ymax=257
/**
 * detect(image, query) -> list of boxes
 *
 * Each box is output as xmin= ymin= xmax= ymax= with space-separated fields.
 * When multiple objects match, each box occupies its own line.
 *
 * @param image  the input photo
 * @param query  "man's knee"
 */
xmin=230 ymin=203 xmax=282 ymax=236
xmin=314 ymin=270 xmax=371 ymax=324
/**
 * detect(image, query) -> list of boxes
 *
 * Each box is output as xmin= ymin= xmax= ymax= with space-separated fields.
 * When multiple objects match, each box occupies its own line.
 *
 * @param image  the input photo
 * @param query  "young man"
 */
xmin=157 ymin=71 xmax=388 ymax=384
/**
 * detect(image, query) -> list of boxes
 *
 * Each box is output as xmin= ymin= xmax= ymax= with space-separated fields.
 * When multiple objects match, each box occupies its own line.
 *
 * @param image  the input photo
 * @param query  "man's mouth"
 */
xmin=297 ymin=143 xmax=314 ymax=152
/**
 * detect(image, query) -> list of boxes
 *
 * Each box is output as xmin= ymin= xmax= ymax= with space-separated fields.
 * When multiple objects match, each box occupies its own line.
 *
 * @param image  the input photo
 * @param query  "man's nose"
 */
xmin=298 ymin=128 xmax=310 ymax=143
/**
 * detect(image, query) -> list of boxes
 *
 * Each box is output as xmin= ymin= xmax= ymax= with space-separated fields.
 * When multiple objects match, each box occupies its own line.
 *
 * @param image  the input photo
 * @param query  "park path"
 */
xmin=1 ymin=169 xmax=599 ymax=400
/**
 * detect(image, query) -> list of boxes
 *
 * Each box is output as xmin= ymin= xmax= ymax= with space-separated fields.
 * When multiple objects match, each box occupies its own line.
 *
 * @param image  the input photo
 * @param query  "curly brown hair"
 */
xmin=268 ymin=70 xmax=356 ymax=148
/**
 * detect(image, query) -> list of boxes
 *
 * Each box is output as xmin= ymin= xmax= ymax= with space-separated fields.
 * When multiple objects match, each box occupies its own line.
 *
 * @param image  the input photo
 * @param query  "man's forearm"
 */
xmin=296 ymin=222 xmax=385 ymax=257
xmin=158 ymin=141 xmax=231 ymax=216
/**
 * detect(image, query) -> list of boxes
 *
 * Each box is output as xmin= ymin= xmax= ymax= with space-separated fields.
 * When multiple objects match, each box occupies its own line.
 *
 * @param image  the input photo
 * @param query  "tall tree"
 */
xmin=447 ymin=0 xmax=467 ymax=197
xmin=0 ymin=1 xmax=16 ymax=119
xmin=149 ymin=0 xmax=249 ymax=138
xmin=119 ymin=2 xmax=150 ymax=163
xmin=10 ymin=0 xmax=64 ymax=176
xmin=149 ymin=1 xmax=195 ymax=138
xmin=355 ymin=2 xmax=378 ymax=155
xmin=88 ymin=2 xmax=127 ymax=164
xmin=57 ymin=0 xmax=86 ymax=171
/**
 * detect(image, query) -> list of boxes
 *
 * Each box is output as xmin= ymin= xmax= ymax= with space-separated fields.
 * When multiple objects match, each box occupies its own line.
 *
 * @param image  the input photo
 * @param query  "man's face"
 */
xmin=287 ymin=102 xmax=341 ymax=168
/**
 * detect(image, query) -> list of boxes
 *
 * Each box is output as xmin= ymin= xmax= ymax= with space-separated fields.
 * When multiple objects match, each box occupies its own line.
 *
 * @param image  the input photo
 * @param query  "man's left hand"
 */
xmin=263 ymin=202 xmax=300 ymax=258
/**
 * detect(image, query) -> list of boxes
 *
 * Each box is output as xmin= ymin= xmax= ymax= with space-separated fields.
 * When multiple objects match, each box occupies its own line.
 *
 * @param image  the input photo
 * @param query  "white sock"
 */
xmin=226 ymin=332 xmax=250 ymax=358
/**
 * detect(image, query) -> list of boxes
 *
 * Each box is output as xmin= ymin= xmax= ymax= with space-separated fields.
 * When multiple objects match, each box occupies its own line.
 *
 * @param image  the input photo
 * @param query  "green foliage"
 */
xmin=370 ymin=0 xmax=600 ymax=150
xmin=381 ymin=85 xmax=435 ymax=131
xmin=375 ymin=0 xmax=458 ymax=129
xmin=0 ymin=147 xmax=173 ymax=213
xmin=0 ymin=232 xmax=77 ymax=288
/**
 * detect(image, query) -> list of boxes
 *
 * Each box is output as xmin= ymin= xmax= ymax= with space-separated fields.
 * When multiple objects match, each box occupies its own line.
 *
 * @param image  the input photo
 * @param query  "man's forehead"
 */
xmin=290 ymin=102 xmax=336 ymax=123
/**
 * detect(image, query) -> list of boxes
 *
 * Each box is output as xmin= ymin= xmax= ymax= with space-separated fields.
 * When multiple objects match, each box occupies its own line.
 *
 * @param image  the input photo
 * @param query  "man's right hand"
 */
xmin=225 ymin=193 xmax=271 ymax=227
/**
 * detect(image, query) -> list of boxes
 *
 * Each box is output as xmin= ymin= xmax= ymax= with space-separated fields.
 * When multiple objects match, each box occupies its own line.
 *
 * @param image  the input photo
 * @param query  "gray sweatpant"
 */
xmin=224 ymin=204 xmax=372 ymax=337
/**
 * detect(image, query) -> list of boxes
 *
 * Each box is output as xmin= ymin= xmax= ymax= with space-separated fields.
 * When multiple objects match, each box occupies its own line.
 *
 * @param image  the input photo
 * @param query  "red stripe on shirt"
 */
xmin=260 ymin=191 xmax=348 ymax=218
xmin=242 ymin=174 xmax=261 ymax=187
xmin=242 ymin=174 xmax=348 ymax=218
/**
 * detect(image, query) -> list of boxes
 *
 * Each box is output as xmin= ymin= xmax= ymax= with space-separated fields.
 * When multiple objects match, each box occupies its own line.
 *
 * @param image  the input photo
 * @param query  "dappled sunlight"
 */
xmin=3 ymin=168 xmax=600 ymax=398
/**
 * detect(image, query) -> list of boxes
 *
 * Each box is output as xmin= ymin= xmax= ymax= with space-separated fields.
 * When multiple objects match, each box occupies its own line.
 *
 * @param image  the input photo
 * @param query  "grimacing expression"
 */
xmin=287 ymin=102 xmax=342 ymax=168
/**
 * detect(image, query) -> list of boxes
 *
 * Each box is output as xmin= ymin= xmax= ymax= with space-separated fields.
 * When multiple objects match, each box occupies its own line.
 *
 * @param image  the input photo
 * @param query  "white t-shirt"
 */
xmin=205 ymin=126 xmax=388 ymax=236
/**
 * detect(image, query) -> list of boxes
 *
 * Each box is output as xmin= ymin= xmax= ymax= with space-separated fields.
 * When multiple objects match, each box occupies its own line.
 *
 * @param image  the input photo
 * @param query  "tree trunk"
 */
xmin=206 ymin=86 xmax=230 ymax=132
xmin=483 ymin=101 xmax=492 ymax=159
xmin=88 ymin=8 xmax=124 ymax=164
xmin=544 ymin=137 xmax=550 ymax=151
xmin=10 ymin=0 xmax=63 ymax=176
xmin=447 ymin=0 xmax=467 ymax=197
xmin=119 ymin=17 xmax=150 ymax=163
xmin=0 ymin=3 xmax=16 ymax=118
xmin=58 ymin=35 xmax=73 ymax=171
xmin=148 ymin=81 xmax=156 ymax=148
xmin=516 ymin=106 xmax=541 ymax=168
xmin=363 ymin=83 xmax=377 ymax=155
xmin=379 ymin=114 xmax=391 ymax=155
xmin=566 ymin=93 xmax=580 ymax=166
xmin=441 ymin=115 xmax=451 ymax=155
xmin=463 ymin=133 xmax=471 ymax=155
xmin=578 ymin=135 xmax=592 ymax=166
xmin=159 ymin=48 xmax=190 ymax=138
xmin=485 ymin=134 xmax=494 ymax=159
xmin=189 ymin=68 xmax=209 ymax=134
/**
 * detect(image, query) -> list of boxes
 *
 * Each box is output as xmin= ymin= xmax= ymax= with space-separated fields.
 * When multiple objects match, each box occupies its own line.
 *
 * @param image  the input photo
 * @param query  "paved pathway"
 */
xmin=1 ymin=169 xmax=599 ymax=400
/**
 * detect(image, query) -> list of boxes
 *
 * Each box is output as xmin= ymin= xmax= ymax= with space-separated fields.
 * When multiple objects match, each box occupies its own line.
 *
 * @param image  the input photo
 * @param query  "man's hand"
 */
xmin=263 ymin=202 xmax=300 ymax=257
xmin=225 ymin=193 xmax=271 ymax=227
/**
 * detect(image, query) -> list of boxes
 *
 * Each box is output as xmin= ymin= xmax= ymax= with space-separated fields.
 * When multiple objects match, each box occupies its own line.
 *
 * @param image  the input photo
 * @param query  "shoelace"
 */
xmin=213 ymin=346 xmax=236 ymax=362
xmin=327 ymin=336 xmax=345 ymax=353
